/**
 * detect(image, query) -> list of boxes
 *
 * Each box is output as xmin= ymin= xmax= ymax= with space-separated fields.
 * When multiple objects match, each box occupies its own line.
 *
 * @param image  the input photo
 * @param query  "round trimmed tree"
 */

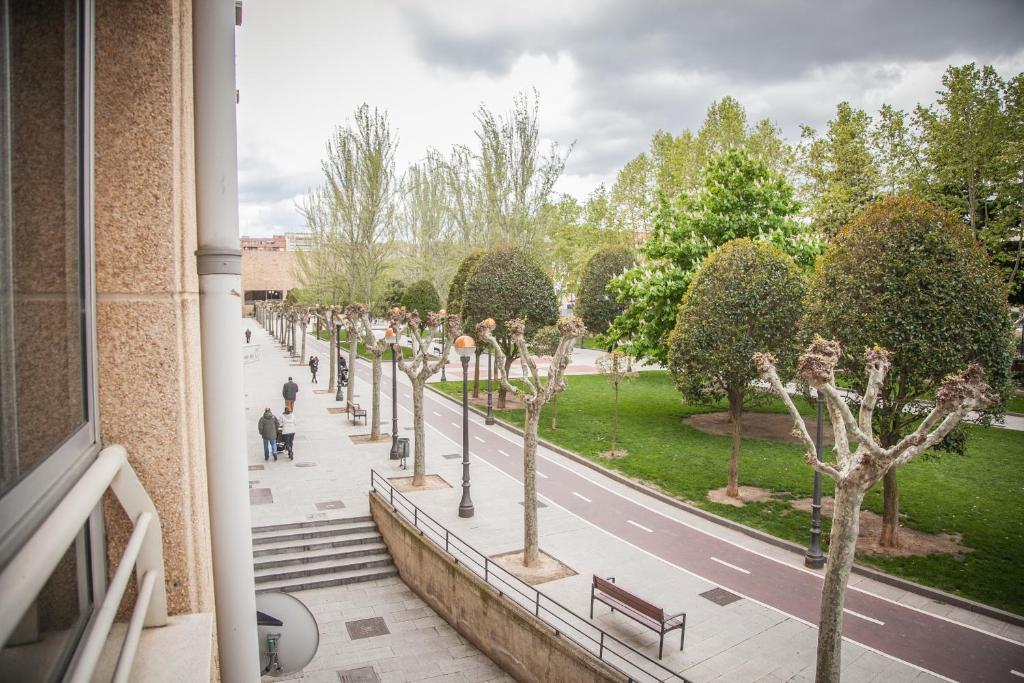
xmin=575 ymin=246 xmax=635 ymax=337
xmin=464 ymin=246 xmax=559 ymax=407
xmin=401 ymin=279 xmax=442 ymax=315
xmin=668 ymin=238 xmax=806 ymax=498
xmin=449 ymin=250 xmax=487 ymax=394
xmin=804 ymin=195 xmax=1013 ymax=547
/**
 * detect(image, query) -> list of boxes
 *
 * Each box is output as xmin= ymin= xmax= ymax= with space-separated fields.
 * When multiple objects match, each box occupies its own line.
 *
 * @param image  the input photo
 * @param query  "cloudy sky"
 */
xmin=235 ymin=0 xmax=1024 ymax=237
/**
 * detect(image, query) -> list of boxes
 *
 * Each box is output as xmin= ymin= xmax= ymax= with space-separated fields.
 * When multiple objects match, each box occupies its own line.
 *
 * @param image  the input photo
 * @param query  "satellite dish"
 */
xmin=255 ymin=592 xmax=320 ymax=676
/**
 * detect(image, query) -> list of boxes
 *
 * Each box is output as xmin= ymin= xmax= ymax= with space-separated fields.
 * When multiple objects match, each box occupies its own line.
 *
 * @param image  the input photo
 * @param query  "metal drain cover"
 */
xmin=700 ymin=587 xmax=742 ymax=606
xmin=294 ymin=462 xmax=317 ymax=468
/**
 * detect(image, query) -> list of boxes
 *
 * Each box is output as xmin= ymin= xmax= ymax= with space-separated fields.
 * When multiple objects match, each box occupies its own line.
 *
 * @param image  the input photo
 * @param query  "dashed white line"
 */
xmin=433 ymin=411 xmax=442 ymax=417
xmin=842 ymin=609 xmax=885 ymax=626
xmin=710 ymin=557 xmax=751 ymax=574
xmin=627 ymin=520 xmax=653 ymax=533
xmin=1010 ymin=670 xmax=1024 ymax=679
xmin=572 ymin=492 xmax=592 ymax=503
xmin=497 ymin=449 xmax=510 ymax=457
xmin=536 ymin=472 xmax=548 ymax=479
xmin=474 ymin=436 xmax=485 ymax=443
xmin=451 ymin=422 xmax=459 ymax=428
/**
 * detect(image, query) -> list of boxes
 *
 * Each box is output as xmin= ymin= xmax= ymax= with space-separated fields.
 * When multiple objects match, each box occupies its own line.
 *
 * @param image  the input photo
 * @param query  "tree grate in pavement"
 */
xmin=519 ymin=500 xmax=547 ymax=508
xmin=337 ymin=666 xmax=380 ymax=683
xmin=345 ymin=617 xmax=389 ymax=640
xmin=441 ymin=453 xmax=462 ymax=459
xmin=700 ymin=587 xmax=742 ymax=606
xmin=249 ymin=488 xmax=273 ymax=505
xmin=315 ymin=499 xmax=346 ymax=510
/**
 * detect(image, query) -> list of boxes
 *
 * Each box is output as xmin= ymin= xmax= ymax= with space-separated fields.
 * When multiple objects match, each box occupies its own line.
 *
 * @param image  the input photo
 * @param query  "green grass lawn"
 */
xmin=313 ymin=329 xmax=414 ymax=360
xmin=1007 ymin=395 xmax=1024 ymax=414
xmin=434 ymin=371 xmax=1024 ymax=615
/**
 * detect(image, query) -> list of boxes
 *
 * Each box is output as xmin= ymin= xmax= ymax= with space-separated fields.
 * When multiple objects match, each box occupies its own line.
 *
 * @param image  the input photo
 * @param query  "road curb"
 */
xmin=424 ymin=382 xmax=1024 ymax=630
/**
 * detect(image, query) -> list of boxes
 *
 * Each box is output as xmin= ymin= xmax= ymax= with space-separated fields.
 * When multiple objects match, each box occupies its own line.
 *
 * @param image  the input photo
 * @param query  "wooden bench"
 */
xmin=590 ymin=575 xmax=686 ymax=659
xmin=348 ymin=403 xmax=367 ymax=426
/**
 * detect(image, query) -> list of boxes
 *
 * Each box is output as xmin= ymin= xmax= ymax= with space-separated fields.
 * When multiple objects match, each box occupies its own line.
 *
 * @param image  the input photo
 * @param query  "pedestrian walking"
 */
xmin=245 ymin=328 xmax=252 ymax=343
xmin=309 ymin=355 xmax=319 ymax=383
xmin=280 ymin=408 xmax=296 ymax=460
xmin=257 ymin=407 xmax=278 ymax=461
xmin=338 ymin=353 xmax=348 ymax=387
xmin=282 ymin=376 xmax=299 ymax=411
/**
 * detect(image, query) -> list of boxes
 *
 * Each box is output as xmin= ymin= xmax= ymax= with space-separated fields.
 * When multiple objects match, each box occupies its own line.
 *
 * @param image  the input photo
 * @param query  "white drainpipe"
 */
xmin=192 ymin=1 xmax=260 ymax=680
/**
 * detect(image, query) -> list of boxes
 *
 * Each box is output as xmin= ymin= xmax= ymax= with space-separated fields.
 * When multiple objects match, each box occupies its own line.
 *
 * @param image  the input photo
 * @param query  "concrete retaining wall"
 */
xmin=369 ymin=492 xmax=626 ymax=683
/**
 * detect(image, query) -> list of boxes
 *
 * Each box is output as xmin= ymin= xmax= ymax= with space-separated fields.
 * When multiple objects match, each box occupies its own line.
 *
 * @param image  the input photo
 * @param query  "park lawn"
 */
xmin=1007 ymin=395 xmax=1024 ymax=414
xmin=434 ymin=371 xmax=1024 ymax=616
xmin=313 ymin=330 xmax=414 ymax=359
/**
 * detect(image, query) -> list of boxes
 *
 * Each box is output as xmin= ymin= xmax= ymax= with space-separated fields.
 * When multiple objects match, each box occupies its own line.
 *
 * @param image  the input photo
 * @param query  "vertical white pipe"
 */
xmin=192 ymin=1 xmax=260 ymax=680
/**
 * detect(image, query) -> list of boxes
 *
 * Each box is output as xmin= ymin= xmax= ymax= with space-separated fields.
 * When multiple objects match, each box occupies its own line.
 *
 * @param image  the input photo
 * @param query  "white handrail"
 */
xmin=0 ymin=444 xmax=168 ymax=679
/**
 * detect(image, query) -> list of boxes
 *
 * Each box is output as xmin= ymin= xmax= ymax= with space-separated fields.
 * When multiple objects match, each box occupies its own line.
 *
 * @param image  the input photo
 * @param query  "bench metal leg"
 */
xmin=659 ymin=632 xmax=665 ymax=659
xmin=680 ymin=624 xmax=685 ymax=652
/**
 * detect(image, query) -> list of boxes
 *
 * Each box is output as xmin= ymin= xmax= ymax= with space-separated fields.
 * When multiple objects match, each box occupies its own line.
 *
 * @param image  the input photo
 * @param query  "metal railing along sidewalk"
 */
xmin=370 ymin=470 xmax=690 ymax=683
xmin=0 ymin=444 xmax=168 ymax=683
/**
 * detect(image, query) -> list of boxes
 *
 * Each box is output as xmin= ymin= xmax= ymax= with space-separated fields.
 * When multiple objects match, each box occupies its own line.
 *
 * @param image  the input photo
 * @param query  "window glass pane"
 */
xmin=0 ymin=0 xmax=86 ymax=497
xmin=0 ymin=526 xmax=93 ymax=682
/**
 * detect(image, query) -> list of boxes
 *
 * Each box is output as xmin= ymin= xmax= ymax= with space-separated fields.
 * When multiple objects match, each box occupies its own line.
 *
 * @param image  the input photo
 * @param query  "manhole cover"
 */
xmin=294 ymin=462 xmax=317 ymax=468
xmin=315 ymin=500 xmax=346 ymax=510
xmin=248 ymin=464 xmax=264 ymax=471
xmin=337 ymin=666 xmax=380 ymax=683
xmin=441 ymin=453 xmax=462 ymax=459
xmin=700 ymin=587 xmax=742 ymax=606
xmin=345 ymin=617 xmax=389 ymax=640
xmin=249 ymin=488 xmax=273 ymax=505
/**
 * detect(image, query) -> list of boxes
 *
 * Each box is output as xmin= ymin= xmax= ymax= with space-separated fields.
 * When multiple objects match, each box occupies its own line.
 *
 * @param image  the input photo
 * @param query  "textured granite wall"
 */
xmin=370 ymin=493 xmax=627 ymax=683
xmin=93 ymin=0 xmax=214 ymax=618
xmin=241 ymin=250 xmax=298 ymax=296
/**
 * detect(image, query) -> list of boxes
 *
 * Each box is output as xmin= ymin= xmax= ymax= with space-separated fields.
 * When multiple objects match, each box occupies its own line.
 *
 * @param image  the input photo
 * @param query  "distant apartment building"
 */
xmin=240 ymin=232 xmax=311 ymax=310
xmin=240 ymin=234 xmax=286 ymax=251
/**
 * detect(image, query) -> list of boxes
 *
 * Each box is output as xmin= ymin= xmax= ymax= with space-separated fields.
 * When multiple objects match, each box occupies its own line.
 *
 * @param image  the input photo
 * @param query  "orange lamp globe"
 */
xmin=438 ymin=308 xmax=446 ymax=317
xmin=384 ymin=327 xmax=395 ymax=339
xmin=454 ymin=334 xmax=475 ymax=359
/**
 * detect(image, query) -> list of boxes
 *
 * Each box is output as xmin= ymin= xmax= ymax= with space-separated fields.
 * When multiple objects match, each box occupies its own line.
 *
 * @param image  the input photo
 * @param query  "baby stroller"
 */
xmin=275 ymin=420 xmax=287 ymax=454
xmin=339 ymin=365 xmax=349 ymax=387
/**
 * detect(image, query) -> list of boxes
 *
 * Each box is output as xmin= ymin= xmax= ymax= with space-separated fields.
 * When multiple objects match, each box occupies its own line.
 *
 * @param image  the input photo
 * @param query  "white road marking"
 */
xmin=451 ymin=422 xmax=459 ymax=428
xmin=433 ymin=411 xmax=442 ymax=417
xmin=1010 ymin=670 xmax=1024 ymax=679
xmin=536 ymin=472 xmax=548 ymax=479
xmin=627 ymin=520 xmax=653 ymax=533
xmin=498 ymin=449 xmax=510 ymax=457
xmin=711 ymin=557 xmax=751 ymax=574
xmin=474 ymin=436 xmax=485 ymax=443
xmin=572 ymin=492 xmax=592 ymax=503
xmin=844 ymin=609 xmax=885 ymax=626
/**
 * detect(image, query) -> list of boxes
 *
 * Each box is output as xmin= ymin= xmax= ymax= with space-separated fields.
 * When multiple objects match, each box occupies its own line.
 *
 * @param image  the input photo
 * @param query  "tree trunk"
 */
xmin=328 ymin=316 xmax=336 ymax=392
xmin=727 ymin=394 xmax=742 ymax=498
xmin=299 ymin=322 xmax=307 ymax=364
xmin=879 ymin=469 xmax=900 ymax=547
xmin=347 ymin=334 xmax=357 ymax=407
xmin=370 ymin=354 xmax=382 ymax=440
xmin=472 ymin=349 xmax=481 ymax=398
xmin=611 ymin=382 xmax=619 ymax=452
xmin=815 ymin=483 xmax=866 ymax=683
xmin=412 ymin=380 xmax=426 ymax=487
xmin=523 ymin=407 xmax=540 ymax=567
xmin=551 ymin=394 xmax=558 ymax=431
xmin=497 ymin=356 xmax=513 ymax=409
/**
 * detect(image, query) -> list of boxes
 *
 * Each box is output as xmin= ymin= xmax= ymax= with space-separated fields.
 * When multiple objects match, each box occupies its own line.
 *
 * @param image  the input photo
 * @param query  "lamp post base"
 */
xmin=804 ymin=552 xmax=825 ymax=569
xmin=458 ymin=502 xmax=474 ymax=518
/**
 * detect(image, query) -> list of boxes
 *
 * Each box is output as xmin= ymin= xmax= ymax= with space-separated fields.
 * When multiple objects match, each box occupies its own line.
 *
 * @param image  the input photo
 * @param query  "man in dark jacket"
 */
xmin=257 ymin=408 xmax=279 ymax=461
xmin=308 ymin=355 xmax=319 ymax=383
xmin=282 ymin=377 xmax=299 ymax=411
xmin=245 ymin=328 xmax=252 ymax=343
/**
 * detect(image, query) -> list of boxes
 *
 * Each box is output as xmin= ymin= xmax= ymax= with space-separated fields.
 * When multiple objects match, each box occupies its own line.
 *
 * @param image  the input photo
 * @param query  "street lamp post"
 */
xmin=805 ymin=390 xmax=826 ymax=569
xmin=438 ymin=309 xmax=447 ymax=382
xmin=387 ymin=328 xmax=401 ymax=460
xmin=455 ymin=335 xmax=476 ymax=518
xmin=342 ymin=323 xmax=350 ymax=403
xmin=485 ymin=346 xmax=495 ymax=425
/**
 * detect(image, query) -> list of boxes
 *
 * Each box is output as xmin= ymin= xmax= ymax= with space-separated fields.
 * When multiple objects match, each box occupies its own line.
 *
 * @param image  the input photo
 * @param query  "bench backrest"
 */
xmin=593 ymin=576 xmax=664 ymax=621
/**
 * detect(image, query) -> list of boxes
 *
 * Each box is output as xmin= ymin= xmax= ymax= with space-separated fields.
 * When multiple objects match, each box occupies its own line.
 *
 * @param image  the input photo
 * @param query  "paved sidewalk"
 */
xmin=253 ymin=321 xmax=1024 ymax=682
xmin=245 ymin=324 xmax=511 ymax=683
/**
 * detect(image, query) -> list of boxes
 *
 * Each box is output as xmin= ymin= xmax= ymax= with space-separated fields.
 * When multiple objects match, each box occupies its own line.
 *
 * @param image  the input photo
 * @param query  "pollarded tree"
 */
xmin=352 ymin=303 xmax=390 ymax=442
xmin=393 ymin=309 xmax=461 ymax=486
xmin=480 ymin=316 xmax=586 ymax=567
xmin=756 ymin=341 xmax=997 ymax=683
xmin=804 ymin=195 xmax=1013 ymax=546
xmin=529 ymin=325 xmax=562 ymax=430
xmin=342 ymin=309 xmax=360 ymax=408
xmin=400 ymin=279 xmax=442 ymax=318
xmin=596 ymin=349 xmax=636 ymax=455
xmin=667 ymin=238 xmax=805 ymax=498
xmin=575 ymin=246 xmax=635 ymax=337
xmin=448 ymin=250 xmax=487 ymax=396
xmin=463 ymin=246 xmax=558 ymax=408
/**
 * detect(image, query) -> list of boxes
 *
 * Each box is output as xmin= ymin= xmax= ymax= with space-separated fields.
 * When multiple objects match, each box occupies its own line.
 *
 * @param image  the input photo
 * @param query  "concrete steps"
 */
xmin=251 ymin=516 xmax=395 ymax=594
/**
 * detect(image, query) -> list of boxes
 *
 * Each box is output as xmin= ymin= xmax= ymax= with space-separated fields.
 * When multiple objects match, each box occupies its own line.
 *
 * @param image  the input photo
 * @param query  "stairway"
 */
xmin=251 ymin=516 xmax=397 ymax=593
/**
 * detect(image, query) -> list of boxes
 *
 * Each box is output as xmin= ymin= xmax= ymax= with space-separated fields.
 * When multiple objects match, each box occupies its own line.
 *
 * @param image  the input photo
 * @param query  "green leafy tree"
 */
xmin=608 ymin=150 xmax=820 ymax=364
xmin=530 ymin=324 xmax=563 ymax=430
xmin=463 ymin=246 xmax=558 ymax=407
xmin=448 ymin=250 xmax=487 ymax=395
xmin=668 ymin=238 xmax=806 ymax=498
xmin=804 ymin=195 xmax=1014 ymax=547
xmin=871 ymin=104 xmax=923 ymax=195
xmin=575 ymin=246 xmax=635 ymax=337
xmin=798 ymin=102 xmax=880 ymax=238
xmin=377 ymin=278 xmax=406 ymax=317
xmin=400 ymin=279 xmax=442 ymax=316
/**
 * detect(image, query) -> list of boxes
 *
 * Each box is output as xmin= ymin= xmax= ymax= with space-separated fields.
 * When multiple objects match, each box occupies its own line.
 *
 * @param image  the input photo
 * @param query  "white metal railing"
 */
xmin=0 ymin=444 xmax=168 ymax=682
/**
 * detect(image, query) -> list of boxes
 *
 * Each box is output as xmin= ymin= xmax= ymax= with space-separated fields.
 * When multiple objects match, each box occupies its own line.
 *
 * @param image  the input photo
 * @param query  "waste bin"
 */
xmin=391 ymin=437 xmax=410 ymax=462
